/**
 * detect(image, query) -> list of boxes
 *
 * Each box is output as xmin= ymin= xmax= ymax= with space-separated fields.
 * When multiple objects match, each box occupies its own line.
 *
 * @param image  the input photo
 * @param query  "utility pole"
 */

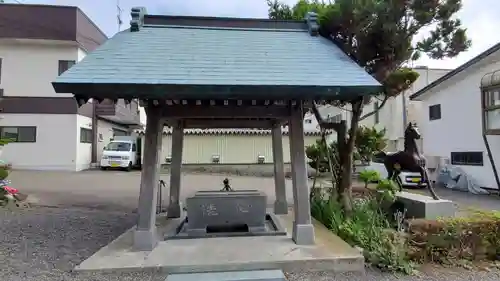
xmin=91 ymin=99 xmax=98 ymax=166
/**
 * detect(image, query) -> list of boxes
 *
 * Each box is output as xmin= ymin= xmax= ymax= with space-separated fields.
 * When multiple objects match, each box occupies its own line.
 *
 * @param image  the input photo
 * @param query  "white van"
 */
xmin=100 ymin=136 xmax=138 ymax=171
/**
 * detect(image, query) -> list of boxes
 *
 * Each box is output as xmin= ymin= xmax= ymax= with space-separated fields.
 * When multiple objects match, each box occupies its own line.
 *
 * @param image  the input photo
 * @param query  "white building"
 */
xmin=410 ymin=42 xmax=500 ymax=190
xmin=319 ymin=67 xmax=451 ymax=151
xmin=0 ymin=4 xmax=141 ymax=171
xmin=138 ymin=111 xmax=328 ymax=165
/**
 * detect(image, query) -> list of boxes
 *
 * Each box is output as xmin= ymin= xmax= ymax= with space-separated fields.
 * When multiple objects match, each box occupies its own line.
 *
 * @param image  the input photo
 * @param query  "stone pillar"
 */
xmin=272 ymin=123 xmax=288 ymax=215
xmin=134 ymin=105 xmax=163 ymax=251
xmin=289 ymin=101 xmax=315 ymax=245
xmin=167 ymin=120 xmax=184 ymax=218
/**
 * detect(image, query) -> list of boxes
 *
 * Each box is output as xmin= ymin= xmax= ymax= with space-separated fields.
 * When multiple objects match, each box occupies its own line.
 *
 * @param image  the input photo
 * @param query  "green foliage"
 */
xmin=305 ymin=125 xmax=387 ymax=172
xmin=354 ymin=126 xmax=387 ymax=162
xmin=311 ymin=195 xmax=414 ymax=273
xmin=0 ymin=168 xmax=9 ymax=180
xmin=359 ymin=169 xmax=381 ymax=188
xmin=376 ymin=179 xmax=399 ymax=203
xmin=305 ymin=139 xmax=338 ymax=173
xmin=408 ymin=210 xmax=500 ymax=264
xmin=268 ymin=0 xmax=470 ymax=211
xmin=0 ymin=138 xmax=13 ymax=146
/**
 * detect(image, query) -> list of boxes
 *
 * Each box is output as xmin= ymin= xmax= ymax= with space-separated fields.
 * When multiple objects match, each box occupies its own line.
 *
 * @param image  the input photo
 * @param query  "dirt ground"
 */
xmin=2 ymin=169 xmax=500 ymax=281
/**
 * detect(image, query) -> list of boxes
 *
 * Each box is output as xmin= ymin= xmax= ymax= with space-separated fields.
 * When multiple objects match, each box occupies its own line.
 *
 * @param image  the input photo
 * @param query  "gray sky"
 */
xmin=18 ymin=0 xmax=500 ymax=70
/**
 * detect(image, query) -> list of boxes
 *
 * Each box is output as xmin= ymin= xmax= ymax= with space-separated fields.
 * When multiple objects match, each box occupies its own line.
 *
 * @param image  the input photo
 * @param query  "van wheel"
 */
xmin=125 ymin=162 xmax=132 ymax=172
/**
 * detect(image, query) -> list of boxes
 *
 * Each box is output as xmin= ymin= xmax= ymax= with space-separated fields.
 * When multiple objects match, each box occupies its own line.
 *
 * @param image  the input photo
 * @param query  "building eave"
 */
xmin=135 ymin=127 xmax=333 ymax=136
xmin=410 ymin=42 xmax=500 ymax=101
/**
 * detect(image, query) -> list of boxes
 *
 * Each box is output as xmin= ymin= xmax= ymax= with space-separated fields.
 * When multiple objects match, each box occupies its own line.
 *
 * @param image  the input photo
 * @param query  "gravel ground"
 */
xmin=1 ymin=206 xmax=500 ymax=281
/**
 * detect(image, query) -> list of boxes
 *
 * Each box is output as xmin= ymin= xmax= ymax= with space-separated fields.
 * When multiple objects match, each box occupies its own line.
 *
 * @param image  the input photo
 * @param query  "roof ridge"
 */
xmin=142 ymin=24 xmax=307 ymax=33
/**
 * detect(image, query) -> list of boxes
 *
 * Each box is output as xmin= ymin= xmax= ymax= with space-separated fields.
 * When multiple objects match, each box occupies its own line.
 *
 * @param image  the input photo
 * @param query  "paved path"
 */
xmin=8 ymin=170 xmax=500 ymax=213
xmin=8 ymin=170 xmax=297 ymax=211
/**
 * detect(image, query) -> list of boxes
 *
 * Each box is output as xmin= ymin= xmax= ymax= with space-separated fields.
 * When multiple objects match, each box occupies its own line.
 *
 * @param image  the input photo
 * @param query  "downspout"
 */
xmin=482 ymin=134 xmax=500 ymax=190
xmin=480 ymin=70 xmax=500 ymax=191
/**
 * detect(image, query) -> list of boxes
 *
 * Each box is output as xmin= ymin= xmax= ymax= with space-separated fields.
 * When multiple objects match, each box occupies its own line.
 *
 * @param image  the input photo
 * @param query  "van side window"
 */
xmin=132 ymin=144 xmax=137 ymax=152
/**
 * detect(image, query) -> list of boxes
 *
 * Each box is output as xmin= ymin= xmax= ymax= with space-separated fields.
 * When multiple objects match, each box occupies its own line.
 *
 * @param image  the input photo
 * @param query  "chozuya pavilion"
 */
xmin=53 ymin=8 xmax=381 ymax=252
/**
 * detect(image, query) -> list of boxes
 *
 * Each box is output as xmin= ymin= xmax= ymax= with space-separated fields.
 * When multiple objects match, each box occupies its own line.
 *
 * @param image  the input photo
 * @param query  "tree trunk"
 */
xmin=337 ymin=100 xmax=364 ymax=215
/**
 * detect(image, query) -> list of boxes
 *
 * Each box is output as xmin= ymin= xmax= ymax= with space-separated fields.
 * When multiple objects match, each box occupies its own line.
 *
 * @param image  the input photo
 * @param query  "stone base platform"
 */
xmin=397 ymin=191 xmax=455 ymax=219
xmin=74 ymin=209 xmax=364 ymax=275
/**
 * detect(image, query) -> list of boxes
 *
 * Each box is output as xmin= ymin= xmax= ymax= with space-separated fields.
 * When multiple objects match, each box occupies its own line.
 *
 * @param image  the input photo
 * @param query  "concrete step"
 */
xmin=165 ymin=270 xmax=286 ymax=281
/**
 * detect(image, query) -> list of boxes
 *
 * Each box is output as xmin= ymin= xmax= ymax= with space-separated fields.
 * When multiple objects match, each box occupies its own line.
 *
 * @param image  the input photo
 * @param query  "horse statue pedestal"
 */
xmin=396 ymin=192 xmax=455 ymax=220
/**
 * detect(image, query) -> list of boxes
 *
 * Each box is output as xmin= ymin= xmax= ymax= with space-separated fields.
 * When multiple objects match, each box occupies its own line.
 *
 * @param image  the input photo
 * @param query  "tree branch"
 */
xmin=359 ymin=95 xmax=389 ymax=121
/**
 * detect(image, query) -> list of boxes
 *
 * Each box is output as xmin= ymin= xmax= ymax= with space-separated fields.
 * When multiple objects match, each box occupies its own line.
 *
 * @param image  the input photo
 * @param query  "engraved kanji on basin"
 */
xmin=185 ymin=190 xmax=268 ymax=236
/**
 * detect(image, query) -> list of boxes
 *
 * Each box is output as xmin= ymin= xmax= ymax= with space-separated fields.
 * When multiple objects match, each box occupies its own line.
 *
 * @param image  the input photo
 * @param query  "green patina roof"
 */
xmin=53 ymin=9 xmax=381 ymax=101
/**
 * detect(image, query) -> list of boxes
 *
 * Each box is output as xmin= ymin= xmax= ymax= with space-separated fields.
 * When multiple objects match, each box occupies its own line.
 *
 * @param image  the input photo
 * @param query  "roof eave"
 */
xmin=410 ymin=42 xmax=500 ymax=101
xmin=52 ymin=82 xmax=382 ymax=102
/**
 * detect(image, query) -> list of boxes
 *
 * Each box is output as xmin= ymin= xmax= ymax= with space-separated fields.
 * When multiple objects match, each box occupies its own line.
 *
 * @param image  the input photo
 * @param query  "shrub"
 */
xmin=311 ymin=195 xmax=414 ymax=273
xmin=407 ymin=210 xmax=500 ymax=264
xmin=359 ymin=169 xmax=381 ymax=188
xmin=0 ymin=168 xmax=9 ymax=180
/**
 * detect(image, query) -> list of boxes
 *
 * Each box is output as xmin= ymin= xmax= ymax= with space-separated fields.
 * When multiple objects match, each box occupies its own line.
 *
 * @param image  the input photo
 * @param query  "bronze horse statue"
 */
xmin=377 ymin=123 xmax=440 ymax=200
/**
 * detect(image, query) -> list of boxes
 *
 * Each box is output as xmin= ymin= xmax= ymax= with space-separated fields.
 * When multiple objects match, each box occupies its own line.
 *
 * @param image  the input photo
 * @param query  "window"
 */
xmin=58 ymin=60 xmax=75 ymax=75
xmin=483 ymin=89 xmax=500 ymax=133
xmin=0 ymin=126 xmax=36 ymax=142
xmin=450 ymin=151 xmax=483 ymax=166
xmin=304 ymin=119 xmax=312 ymax=124
xmin=326 ymin=114 xmax=342 ymax=123
xmin=80 ymin=128 xmax=92 ymax=143
xmin=374 ymin=101 xmax=380 ymax=124
xmin=132 ymin=143 xmax=137 ymax=152
xmin=112 ymin=128 xmax=128 ymax=137
xmin=429 ymin=104 xmax=441 ymax=121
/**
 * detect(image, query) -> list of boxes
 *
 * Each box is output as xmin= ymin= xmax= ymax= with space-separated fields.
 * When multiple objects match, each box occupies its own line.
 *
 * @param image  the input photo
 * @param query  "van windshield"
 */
xmin=105 ymin=142 xmax=131 ymax=152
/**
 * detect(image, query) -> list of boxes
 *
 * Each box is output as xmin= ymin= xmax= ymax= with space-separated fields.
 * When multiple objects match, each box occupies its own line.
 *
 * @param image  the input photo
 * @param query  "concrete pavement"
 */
xmin=7 ymin=170 xmax=500 ymax=214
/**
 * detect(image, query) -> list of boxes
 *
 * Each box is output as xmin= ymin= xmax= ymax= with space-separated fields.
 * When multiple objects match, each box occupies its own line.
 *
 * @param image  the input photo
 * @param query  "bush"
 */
xmin=407 ymin=210 xmax=500 ymax=264
xmin=311 ymin=195 xmax=414 ymax=273
xmin=359 ymin=169 xmax=381 ymax=188
xmin=0 ymin=168 xmax=9 ymax=180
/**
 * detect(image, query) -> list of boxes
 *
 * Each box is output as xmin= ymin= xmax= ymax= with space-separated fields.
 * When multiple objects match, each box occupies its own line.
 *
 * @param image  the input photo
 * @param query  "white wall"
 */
xmin=96 ymin=119 xmax=130 ymax=160
xmin=75 ymin=115 xmax=92 ymax=171
xmin=0 ymin=114 xmax=78 ymax=170
xmin=141 ymin=134 xmax=321 ymax=165
xmin=417 ymin=53 xmax=500 ymax=189
xmin=0 ymin=40 xmax=78 ymax=97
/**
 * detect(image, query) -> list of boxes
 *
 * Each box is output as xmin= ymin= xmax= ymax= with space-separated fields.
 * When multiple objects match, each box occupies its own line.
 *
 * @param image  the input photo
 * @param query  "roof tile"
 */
xmin=57 ymin=25 xmax=380 ymax=88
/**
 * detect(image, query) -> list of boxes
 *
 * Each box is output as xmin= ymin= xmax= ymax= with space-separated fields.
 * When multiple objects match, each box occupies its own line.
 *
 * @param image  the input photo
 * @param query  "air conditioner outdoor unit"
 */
xmin=257 ymin=155 xmax=265 ymax=164
xmin=425 ymin=155 xmax=440 ymax=170
xmin=165 ymin=156 xmax=172 ymax=164
xmin=211 ymin=155 xmax=220 ymax=164
xmin=439 ymin=157 xmax=451 ymax=166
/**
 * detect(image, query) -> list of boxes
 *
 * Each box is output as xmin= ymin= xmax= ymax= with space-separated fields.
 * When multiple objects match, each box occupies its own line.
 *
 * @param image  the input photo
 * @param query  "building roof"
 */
xmin=52 ymin=8 xmax=381 ymax=101
xmin=409 ymin=42 xmax=500 ymax=100
xmin=135 ymin=127 xmax=333 ymax=136
xmin=0 ymin=3 xmax=107 ymax=52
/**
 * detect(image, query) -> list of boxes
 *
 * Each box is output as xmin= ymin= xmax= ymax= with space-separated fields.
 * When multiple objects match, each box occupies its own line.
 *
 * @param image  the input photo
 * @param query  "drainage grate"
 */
xmin=165 ymin=270 xmax=287 ymax=281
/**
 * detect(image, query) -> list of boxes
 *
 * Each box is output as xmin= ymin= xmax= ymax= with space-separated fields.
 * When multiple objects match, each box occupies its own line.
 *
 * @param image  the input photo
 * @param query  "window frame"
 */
xmin=481 ymin=88 xmax=500 ymax=135
xmin=80 ymin=128 xmax=92 ymax=143
xmin=0 ymin=126 xmax=37 ymax=143
xmin=58 ymin=60 xmax=76 ymax=76
xmin=428 ymin=104 xmax=441 ymax=121
xmin=450 ymin=151 xmax=484 ymax=166
xmin=0 ymin=57 xmax=3 ymax=84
